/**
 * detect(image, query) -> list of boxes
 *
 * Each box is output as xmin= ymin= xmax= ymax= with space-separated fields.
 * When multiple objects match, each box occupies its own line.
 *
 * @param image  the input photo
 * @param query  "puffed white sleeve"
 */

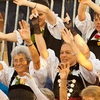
xmin=29 ymin=49 xmax=59 ymax=88
xmin=74 ymin=12 xmax=95 ymax=37
xmin=79 ymin=51 xmax=100 ymax=84
xmin=0 ymin=61 xmax=14 ymax=87
xmin=46 ymin=11 xmax=65 ymax=40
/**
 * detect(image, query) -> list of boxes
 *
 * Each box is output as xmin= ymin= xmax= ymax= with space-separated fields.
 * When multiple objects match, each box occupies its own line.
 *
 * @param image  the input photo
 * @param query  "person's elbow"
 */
xmin=40 ymin=51 xmax=49 ymax=59
xmin=78 ymin=14 xmax=86 ymax=21
xmin=83 ymin=60 xmax=93 ymax=71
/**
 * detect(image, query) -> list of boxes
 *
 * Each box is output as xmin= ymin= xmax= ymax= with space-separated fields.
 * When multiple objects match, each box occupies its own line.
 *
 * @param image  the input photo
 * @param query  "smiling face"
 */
xmin=60 ymin=43 xmax=76 ymax=66
xmin=13 ymin=53 xmax=29 ymax=76
xmin=94 ymin=13 xmax=100 ymax=33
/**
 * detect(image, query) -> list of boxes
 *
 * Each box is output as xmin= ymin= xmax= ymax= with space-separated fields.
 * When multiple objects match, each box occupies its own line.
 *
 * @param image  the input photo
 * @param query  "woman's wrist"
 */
xmin=26 ymin=41 xmax=33 ymax=47
xmin=60 ymin=79 xmax=67 ymax=88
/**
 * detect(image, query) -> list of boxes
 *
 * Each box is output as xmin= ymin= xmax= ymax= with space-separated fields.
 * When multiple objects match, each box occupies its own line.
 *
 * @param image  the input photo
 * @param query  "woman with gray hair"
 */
xmin=0 ymin=21 xmax=41 ymax=100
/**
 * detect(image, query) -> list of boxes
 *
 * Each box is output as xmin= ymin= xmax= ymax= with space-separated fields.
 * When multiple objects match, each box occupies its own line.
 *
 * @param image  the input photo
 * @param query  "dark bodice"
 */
xmin=87 ymin=30 xmax=100 ymax=60
xmin=31 ymin=25 xmax=63 ymax=60
xmin=43 ymin=25 xmax=63 ymax=60
xmin=53 ymin=63 xmax=91 ymax=99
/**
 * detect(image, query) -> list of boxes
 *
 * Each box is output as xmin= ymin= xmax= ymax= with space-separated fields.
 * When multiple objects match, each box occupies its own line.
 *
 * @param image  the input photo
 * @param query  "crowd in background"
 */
xmin=0 ymin=0 xmax=100 ymax=100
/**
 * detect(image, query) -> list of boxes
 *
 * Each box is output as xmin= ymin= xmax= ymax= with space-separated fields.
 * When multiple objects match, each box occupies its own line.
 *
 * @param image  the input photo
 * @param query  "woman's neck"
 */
xmin=18 ymin=70 xmax=29 ymax=77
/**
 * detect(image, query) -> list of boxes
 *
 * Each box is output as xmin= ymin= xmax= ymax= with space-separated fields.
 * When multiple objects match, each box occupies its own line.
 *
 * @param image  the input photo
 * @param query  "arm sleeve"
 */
xmin=27 ymin=78 xmax=49 ymax=100
xmin=79 ymin=51 xmax=100 ymax=84
xmin=29 ymin=49 xmax=59 ymax=87
xmin=0 ymin=90 xmax=9 ymax=100
xmin=46 ymin=11 xmax=65 ymax=40
xmin=39 ymin=49 xmax=59 ymax=83
xmin=74 ymin=12 xmax=95 ymax=38
xmin=0 ymin=61 xmax=14 ymax=86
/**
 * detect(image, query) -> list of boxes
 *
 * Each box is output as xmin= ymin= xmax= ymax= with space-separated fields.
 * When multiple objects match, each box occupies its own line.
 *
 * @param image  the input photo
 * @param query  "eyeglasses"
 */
xmin=13 ymin=59 xmax=26 ymax=64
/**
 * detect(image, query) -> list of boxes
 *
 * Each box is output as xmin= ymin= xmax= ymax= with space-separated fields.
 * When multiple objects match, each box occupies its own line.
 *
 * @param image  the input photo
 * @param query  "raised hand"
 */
xmin=30 ymin=9 xmax=41 ymax=34
xmin=18 ymin=20 xmax=31 ymax=44
xmin=63 ymin=13 xmax=73 ymax=30
xmin=60 ymin=28 xmax=73 ymax=44
xmin=63 ymin=13 xmax=71 ymax=24
xmin=78 ymin=0 xmax=91 ymax=5
xmin=58 ymin=62 xmax=70 ymax=80
xmin=24 ymin=72 xmax=32 ymax=79
xmin=13 ymin=0 xmax=27 ymax=6
xmin=23 ymin=72 xmax=35 ymax=85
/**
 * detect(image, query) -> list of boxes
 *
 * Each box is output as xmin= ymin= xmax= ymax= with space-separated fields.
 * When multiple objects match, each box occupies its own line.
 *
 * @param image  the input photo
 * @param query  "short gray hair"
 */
xmin=11 ymin=45 xmax=32 ymax=62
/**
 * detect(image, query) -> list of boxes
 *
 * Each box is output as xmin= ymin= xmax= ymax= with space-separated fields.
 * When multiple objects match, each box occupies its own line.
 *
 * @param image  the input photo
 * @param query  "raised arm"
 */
xmin=60 ymin=28 xmax=93 ymax=71
xmin=0 ymin=32 xmax=17 ymax=42
xmin=74 ymin=34 xmax=90 ymax=59
xmin=77 ymin=2 xmax=87 ymax=21
xmin=13 ymin=0 xmax=56 ymax=25
xmin=18 ymin=20 xmax=40 ymax=70
xmin=58 ymin=63 xmax=70 ymax=100
xmin=30 ymin=9 xmax=49 ymax=59
xmin=64 ymin=13 xmax=90 ymax=58
xmin=79 ymin=0 xmax=100 ymax=14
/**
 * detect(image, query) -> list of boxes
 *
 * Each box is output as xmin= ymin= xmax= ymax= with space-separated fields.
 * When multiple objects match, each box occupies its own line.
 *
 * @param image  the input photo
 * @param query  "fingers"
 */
xmin=30 ymin=14 xmax=34 ymax=20
xmin=60 ymin=28 xmax=69 ymax=38
xmin=61 ymin=28 xmax=72 ymax=37
xmin=27 ymin=24 xmax=30 ymax=30
xmin=30 ymin=8 xmax=39 ymax=20
xmin=19 ymin=20 xmax=29 ymax=29
xmin=18 ymin=29 xmax=22 ymax=35
xmin=58 ymin=62 xmax=70 ymax=70
xmin=23 ymin=72 xmax=32 ymax=79
xmin=58 ymin=64 xmax=64 ymax=72
xmin=66 ymin=62 xmax=70 ymax=69
xmin=19 ymin=21 xmax=23 ymax=29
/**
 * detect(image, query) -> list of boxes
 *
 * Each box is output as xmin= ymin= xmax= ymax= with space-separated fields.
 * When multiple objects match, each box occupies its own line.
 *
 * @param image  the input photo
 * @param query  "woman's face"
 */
xmin=60 ymin=43 xmax=76 ymax=66
xmin=31 ymin=9 xmax=46 ymax=28
xmin=13 ymin=53 xmax=29 ymax=76
xmin=94 ymin=14 xmax=100 ymax=33
xmin=82 ymin=95 xmax=94 ymax=100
